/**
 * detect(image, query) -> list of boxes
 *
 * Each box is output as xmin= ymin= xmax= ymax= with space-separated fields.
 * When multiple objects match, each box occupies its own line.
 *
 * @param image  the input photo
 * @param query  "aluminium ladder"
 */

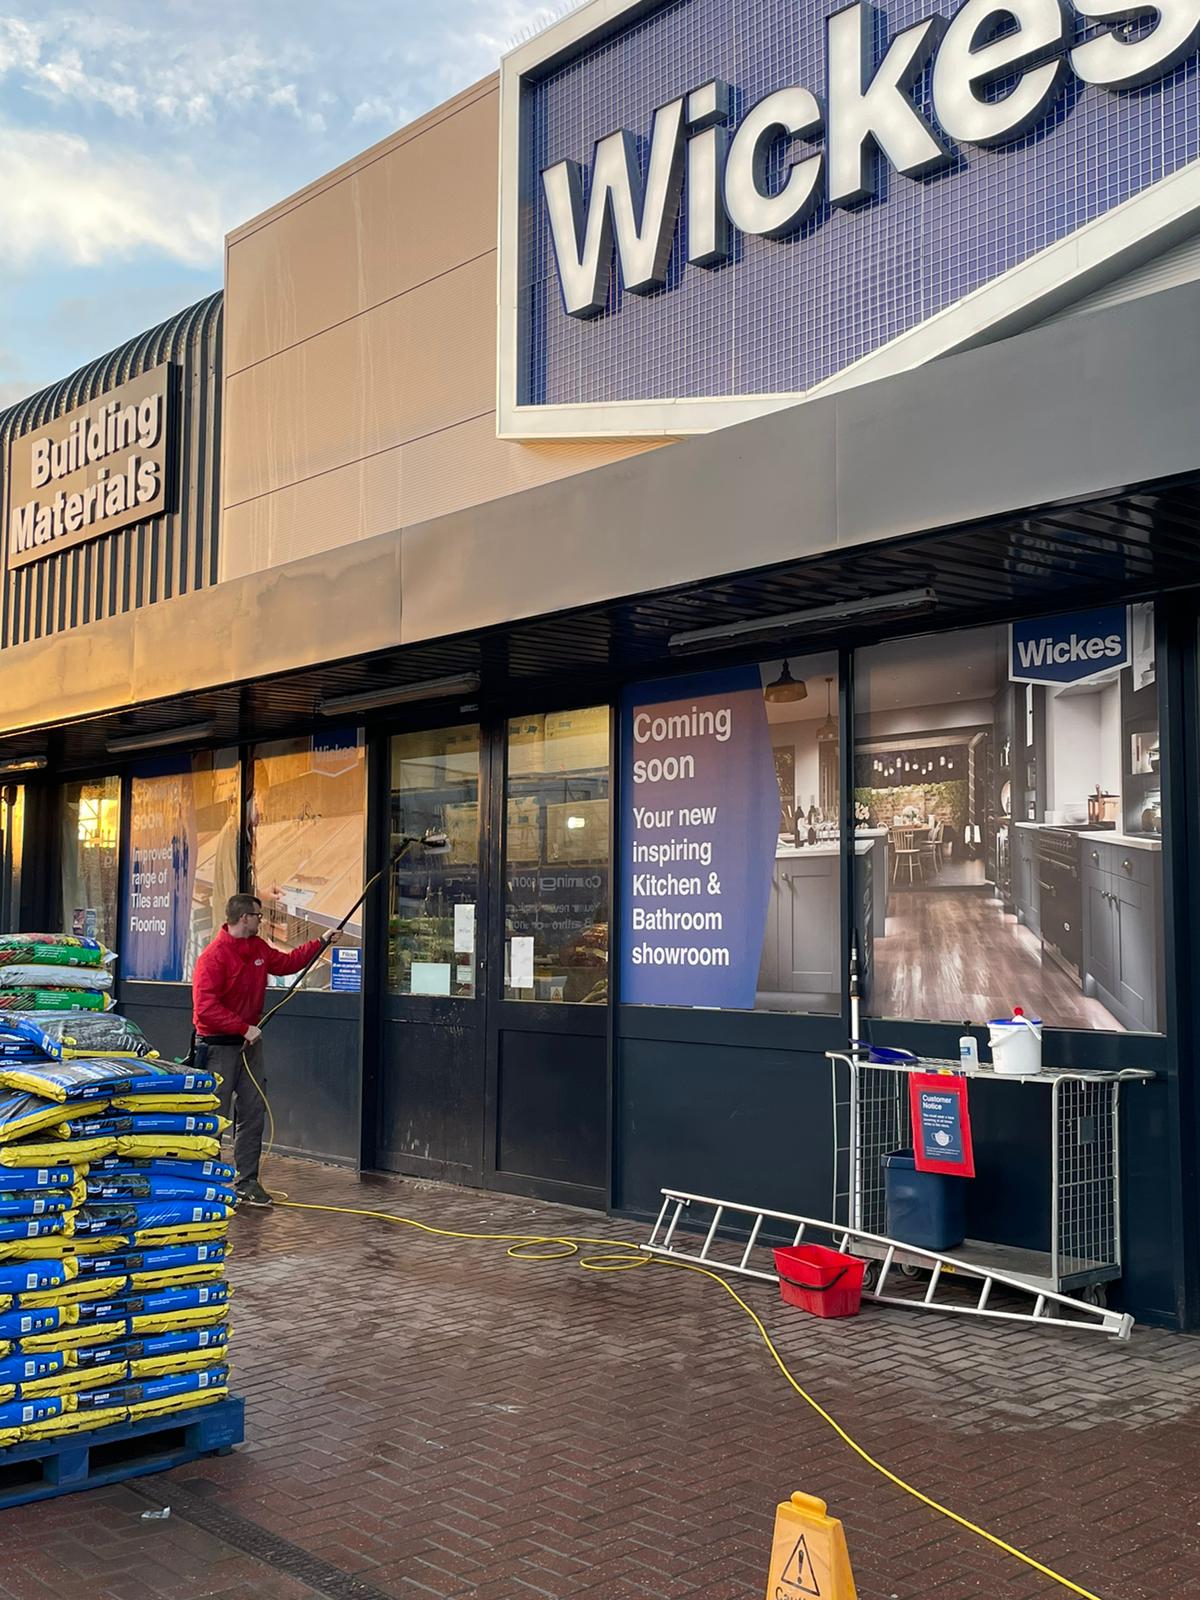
xmin=643 ymin=1188 xmax=1134 ymax=1339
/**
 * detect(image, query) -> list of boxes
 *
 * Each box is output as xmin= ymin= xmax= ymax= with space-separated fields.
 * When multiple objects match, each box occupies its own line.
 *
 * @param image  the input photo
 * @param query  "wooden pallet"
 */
xmin=0 ymin=1396 xmax=244 ymax=1509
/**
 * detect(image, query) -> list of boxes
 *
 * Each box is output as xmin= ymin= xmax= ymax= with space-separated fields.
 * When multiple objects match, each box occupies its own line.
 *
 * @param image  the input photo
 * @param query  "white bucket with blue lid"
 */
xmin=987 ymin=1009 xmax=1043 ymax=1075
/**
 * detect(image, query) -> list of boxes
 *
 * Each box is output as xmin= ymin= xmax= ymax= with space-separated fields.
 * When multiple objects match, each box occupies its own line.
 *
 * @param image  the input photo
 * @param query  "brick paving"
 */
xmin=2 ymin=1156 xmax=1199 ymax=1600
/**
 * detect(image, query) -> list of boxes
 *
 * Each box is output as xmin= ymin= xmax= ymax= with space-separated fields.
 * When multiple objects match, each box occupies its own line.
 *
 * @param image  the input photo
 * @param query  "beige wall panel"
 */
xmin=226 ymin=82 xmax=498 ymax=375
xmin=224 ymin=253 xmax=497 ymax=510
xmin=222 ymin=450 xmax=405 ymax=581
xmin=219 ymin=415 xmax=668 ymax=586
xmin=395 ymin=414 xmax=667 ymax=534
xmin=226 ymin=180 xmax=362 ymax=377
xmin=350 ymin=89 xmax=498 ymax=318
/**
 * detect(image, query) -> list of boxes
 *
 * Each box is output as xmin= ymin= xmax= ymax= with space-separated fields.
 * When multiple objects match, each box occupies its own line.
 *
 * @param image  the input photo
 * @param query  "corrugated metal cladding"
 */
xmin=0 ymin=292 xmax=222 ymax=649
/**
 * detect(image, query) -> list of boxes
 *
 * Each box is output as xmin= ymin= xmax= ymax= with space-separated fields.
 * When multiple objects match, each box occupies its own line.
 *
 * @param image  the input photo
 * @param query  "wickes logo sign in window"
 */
xmin=544 ymin=0 xmax=1199 ymax=319
xmin=5 ymin=364 xmax=176 ymax=571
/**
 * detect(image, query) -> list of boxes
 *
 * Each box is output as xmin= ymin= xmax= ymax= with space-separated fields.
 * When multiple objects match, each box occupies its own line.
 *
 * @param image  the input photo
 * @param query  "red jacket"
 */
xmin=193 ymin=926 xmax=325 ymax=1037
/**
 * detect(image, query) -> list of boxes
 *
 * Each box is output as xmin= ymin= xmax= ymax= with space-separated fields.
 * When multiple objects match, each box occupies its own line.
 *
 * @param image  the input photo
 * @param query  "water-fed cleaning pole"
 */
xmin=259 ymin=827 xmax=449 ymax=1029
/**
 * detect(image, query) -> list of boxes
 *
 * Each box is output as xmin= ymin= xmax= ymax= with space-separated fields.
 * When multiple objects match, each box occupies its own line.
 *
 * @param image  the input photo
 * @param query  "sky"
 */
xmin=0 ymin=1 xmax=571 ymax=408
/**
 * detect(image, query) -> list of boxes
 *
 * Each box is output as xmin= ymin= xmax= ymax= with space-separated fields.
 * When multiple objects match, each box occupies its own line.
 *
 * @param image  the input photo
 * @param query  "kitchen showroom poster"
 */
xmin=125 ymin=756 xmax=197 ymax=982
xmin=620 ymin=666 xmax=779 ymax=1008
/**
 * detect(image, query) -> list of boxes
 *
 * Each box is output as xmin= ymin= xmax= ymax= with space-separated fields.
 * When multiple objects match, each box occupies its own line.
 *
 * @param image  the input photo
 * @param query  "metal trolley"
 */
xmin=829 ymin=1051 xmax=1154 ymax=1303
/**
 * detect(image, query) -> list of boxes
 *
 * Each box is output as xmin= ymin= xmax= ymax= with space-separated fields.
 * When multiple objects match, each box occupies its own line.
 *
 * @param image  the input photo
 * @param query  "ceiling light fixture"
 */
xmin=318 ymin=672 xmax=482 ymax=717
xmin=668 ymin=588 xmax=937 ymax=653
xmin=763 ymin=661 xmax=808 ymax=704
xmin=0 ymin=755 xmax=47 ymax=775
xmin=816 ymin=675 xmax=837 ymax=743
xmin=106 ymin=722 xmax=214 ymax=755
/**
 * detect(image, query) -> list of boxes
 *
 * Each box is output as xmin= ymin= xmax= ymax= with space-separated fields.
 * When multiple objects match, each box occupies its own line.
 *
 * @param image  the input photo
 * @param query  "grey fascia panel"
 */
xmin=831 ymin=275 xmax=1200 ymax=550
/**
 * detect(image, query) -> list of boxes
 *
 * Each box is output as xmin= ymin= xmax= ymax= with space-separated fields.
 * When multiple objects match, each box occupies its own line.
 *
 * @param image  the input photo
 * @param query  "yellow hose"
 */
xmin=237 ymin=980 xmax=1108 ymax=1600
xmin=276 ymin=1198 xmax=1109 ymax=1600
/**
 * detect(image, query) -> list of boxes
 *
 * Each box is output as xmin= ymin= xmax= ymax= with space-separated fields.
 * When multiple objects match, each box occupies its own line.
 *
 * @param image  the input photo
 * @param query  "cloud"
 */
xmin=0 ymin=379 xmax=36 ymax=409
xmin=469 ymin=1 xmax=585 ymax=53
xmin=351 ymin=94 xmax=401 ymax=127
xmin=0 ymin=124 xmax=226 ymax=269
xmin=0 ymin=1 xmax=591 ymax=390
xmin=0 ymin=13 xmax=326 ymax=129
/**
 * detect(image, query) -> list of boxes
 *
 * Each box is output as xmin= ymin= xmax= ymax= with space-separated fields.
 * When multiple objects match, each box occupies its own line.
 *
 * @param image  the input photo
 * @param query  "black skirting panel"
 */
xmin=614 ymin=1006 xmax=1179 ymax=1325
xmin=121 ymin=983 xmax=361 ymax=1167
xmin=494 ymin=1026 xmax=607 ymax=1195
xmin=614 ymin=1001 xmax=847 ymax=1223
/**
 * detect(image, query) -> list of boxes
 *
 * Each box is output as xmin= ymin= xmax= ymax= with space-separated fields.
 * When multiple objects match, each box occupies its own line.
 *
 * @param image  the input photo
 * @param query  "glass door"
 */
xmin=61 ymin=776 xmax=121 ymax=945
xmin=377 ymin=722 xmax=488 ymax=1184
xmin=0 ymin=785 xmax=24 ymax=931
xmin=485 ymin=705 xmax=611 ymax=1206
xmin=376 ymin=706 xmax=613 ymax=1206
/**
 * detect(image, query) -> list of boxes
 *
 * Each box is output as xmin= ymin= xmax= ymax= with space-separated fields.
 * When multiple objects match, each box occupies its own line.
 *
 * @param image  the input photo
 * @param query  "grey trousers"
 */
xmin=199 ymin=1036 xmax=268 ymax=1185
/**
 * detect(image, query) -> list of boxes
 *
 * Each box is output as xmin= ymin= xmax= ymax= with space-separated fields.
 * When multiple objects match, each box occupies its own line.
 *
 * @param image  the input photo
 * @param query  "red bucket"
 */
xmin=773 ymin=1244 xmax=865 ymax=1319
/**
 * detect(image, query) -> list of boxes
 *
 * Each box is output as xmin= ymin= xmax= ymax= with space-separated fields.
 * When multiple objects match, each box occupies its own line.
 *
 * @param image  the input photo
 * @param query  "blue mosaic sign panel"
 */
xmin=506 ymin=0 xmax=1200 ymax=423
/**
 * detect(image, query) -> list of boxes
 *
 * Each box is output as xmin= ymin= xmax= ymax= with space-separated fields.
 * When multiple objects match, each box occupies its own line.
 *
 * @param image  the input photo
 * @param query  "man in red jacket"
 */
xmin=193 ymin=892 xmax=333 ymax=1207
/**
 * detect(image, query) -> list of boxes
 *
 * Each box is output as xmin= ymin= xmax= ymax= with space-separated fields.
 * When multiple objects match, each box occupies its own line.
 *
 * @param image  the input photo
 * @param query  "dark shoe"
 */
xmin=236 ymin=1179 xmax=273 ymax=1208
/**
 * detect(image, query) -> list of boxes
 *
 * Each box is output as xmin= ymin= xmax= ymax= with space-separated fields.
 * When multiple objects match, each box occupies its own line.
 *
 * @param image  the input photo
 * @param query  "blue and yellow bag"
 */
xmin=88 ymin=1175 xmax=235 ymax=1207
xmin=94 ymin=1157 xmax=234 ymax=1185
xmin=0 ymin=1259 xmax=78 ymax=1295
xmin=0 ymin=1215 xmax=70 ymax=1245
xmin=63 ymin=1113 xmax=226 ymax=1139
xmin=0 ymin=1093 xmax=86 ymax=1143
xmin=0 ymin=1350 xmax=70 ymax=1386
xmin=0 ymin=1193 xmax=73 ymax=1219
xmin=0 ymin=1305 xmax=76 ymax=1340
xmin=0 ymin=1393 xmax=68 ymax=1427
xmin=0 ymin=1167 xmax=77 ymax=1193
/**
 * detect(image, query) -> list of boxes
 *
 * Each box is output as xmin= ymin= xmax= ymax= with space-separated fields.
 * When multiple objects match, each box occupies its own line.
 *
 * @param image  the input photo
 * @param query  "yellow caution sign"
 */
xmin=764 ymin=1491 xmax=858 ymax=1600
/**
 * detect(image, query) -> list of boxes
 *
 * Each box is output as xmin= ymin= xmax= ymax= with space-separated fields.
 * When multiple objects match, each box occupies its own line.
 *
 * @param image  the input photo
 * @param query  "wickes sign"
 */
xmin=544 ymin=0 xmax=1200 ymax=319
xmin=499 ymin=0 xmax=1200 ymax=435
xmin=5 ymin=364 xmax=175 ymax=570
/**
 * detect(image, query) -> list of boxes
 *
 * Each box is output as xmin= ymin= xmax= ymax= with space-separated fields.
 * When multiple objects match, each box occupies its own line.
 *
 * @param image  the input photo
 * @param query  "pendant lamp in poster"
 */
xmin=620 ymin=666 xmax=780 ymax=1009
xmin=126 ymin=758 xmax=196 ymax=981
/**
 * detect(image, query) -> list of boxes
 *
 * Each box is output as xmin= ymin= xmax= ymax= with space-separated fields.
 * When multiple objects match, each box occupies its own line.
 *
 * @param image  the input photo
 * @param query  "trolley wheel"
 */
xmin=899 ymin=1263 xmax=924 ymax=1279
xmin=861 ymin=1261 xmax=880 ymax=1291
xmin=1078 ymin=1284 xmax=1108 ymax=1309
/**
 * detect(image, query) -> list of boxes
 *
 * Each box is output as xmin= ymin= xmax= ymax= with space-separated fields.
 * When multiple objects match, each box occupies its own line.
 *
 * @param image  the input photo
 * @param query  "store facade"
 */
xmin=2 ymin=1 xmax=1200 ymax=1326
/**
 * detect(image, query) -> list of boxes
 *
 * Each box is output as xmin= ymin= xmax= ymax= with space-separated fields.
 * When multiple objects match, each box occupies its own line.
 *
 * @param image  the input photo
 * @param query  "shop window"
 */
xmin=249 ymin=732 xmax=366 ymax=993
xmin=504 ymin=707 xmax=610 ymax=1003
xmin=389 ymin=725 xmax=481 ymax=998
xmin=853 ymin=603 xmax=1163 ymax=1034
xmin=620 ymin=654 xmax=841 ymax=1013
xmin=61 ymin=777 xmax=121 ymax=948
xmin=1 ymin=785 xmax=25 ymax=930
xmin=124 ymin=751 xmax=241 ymax=982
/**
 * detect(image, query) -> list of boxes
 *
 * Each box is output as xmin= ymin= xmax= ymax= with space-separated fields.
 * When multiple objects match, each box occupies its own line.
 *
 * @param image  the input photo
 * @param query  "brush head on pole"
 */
xmin=391 ymin=828 xmax=450 ymax=861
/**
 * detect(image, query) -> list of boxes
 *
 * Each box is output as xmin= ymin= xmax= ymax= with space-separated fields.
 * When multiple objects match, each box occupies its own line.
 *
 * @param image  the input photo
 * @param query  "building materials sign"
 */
xmin=499 ymin=0 xmax=1200 ymax=437
xmin=5 ymin=364 xmax=175 ymax=569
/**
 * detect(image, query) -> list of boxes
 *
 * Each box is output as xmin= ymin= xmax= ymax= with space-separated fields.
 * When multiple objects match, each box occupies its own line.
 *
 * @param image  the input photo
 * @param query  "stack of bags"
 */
xmin=0 ymin=933 xmax=117 ymax=1014
xmin=0 ymin=1002 xmax=235 ymax=1452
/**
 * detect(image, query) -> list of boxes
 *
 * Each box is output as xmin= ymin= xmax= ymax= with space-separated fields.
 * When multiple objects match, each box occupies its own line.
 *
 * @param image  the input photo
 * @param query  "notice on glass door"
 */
xmin=454 ymin=902 xmax=476 ymax=955
xmin=510 ymin=936 xmax=534 ymax=990
xmin=619 ymin=666 xmax=778 ymax=1009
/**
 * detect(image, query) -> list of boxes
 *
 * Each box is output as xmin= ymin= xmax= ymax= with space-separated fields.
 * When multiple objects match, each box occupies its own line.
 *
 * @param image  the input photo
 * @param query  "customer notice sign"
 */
xmin=5 ymin=364 xmax=176 ymax=569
